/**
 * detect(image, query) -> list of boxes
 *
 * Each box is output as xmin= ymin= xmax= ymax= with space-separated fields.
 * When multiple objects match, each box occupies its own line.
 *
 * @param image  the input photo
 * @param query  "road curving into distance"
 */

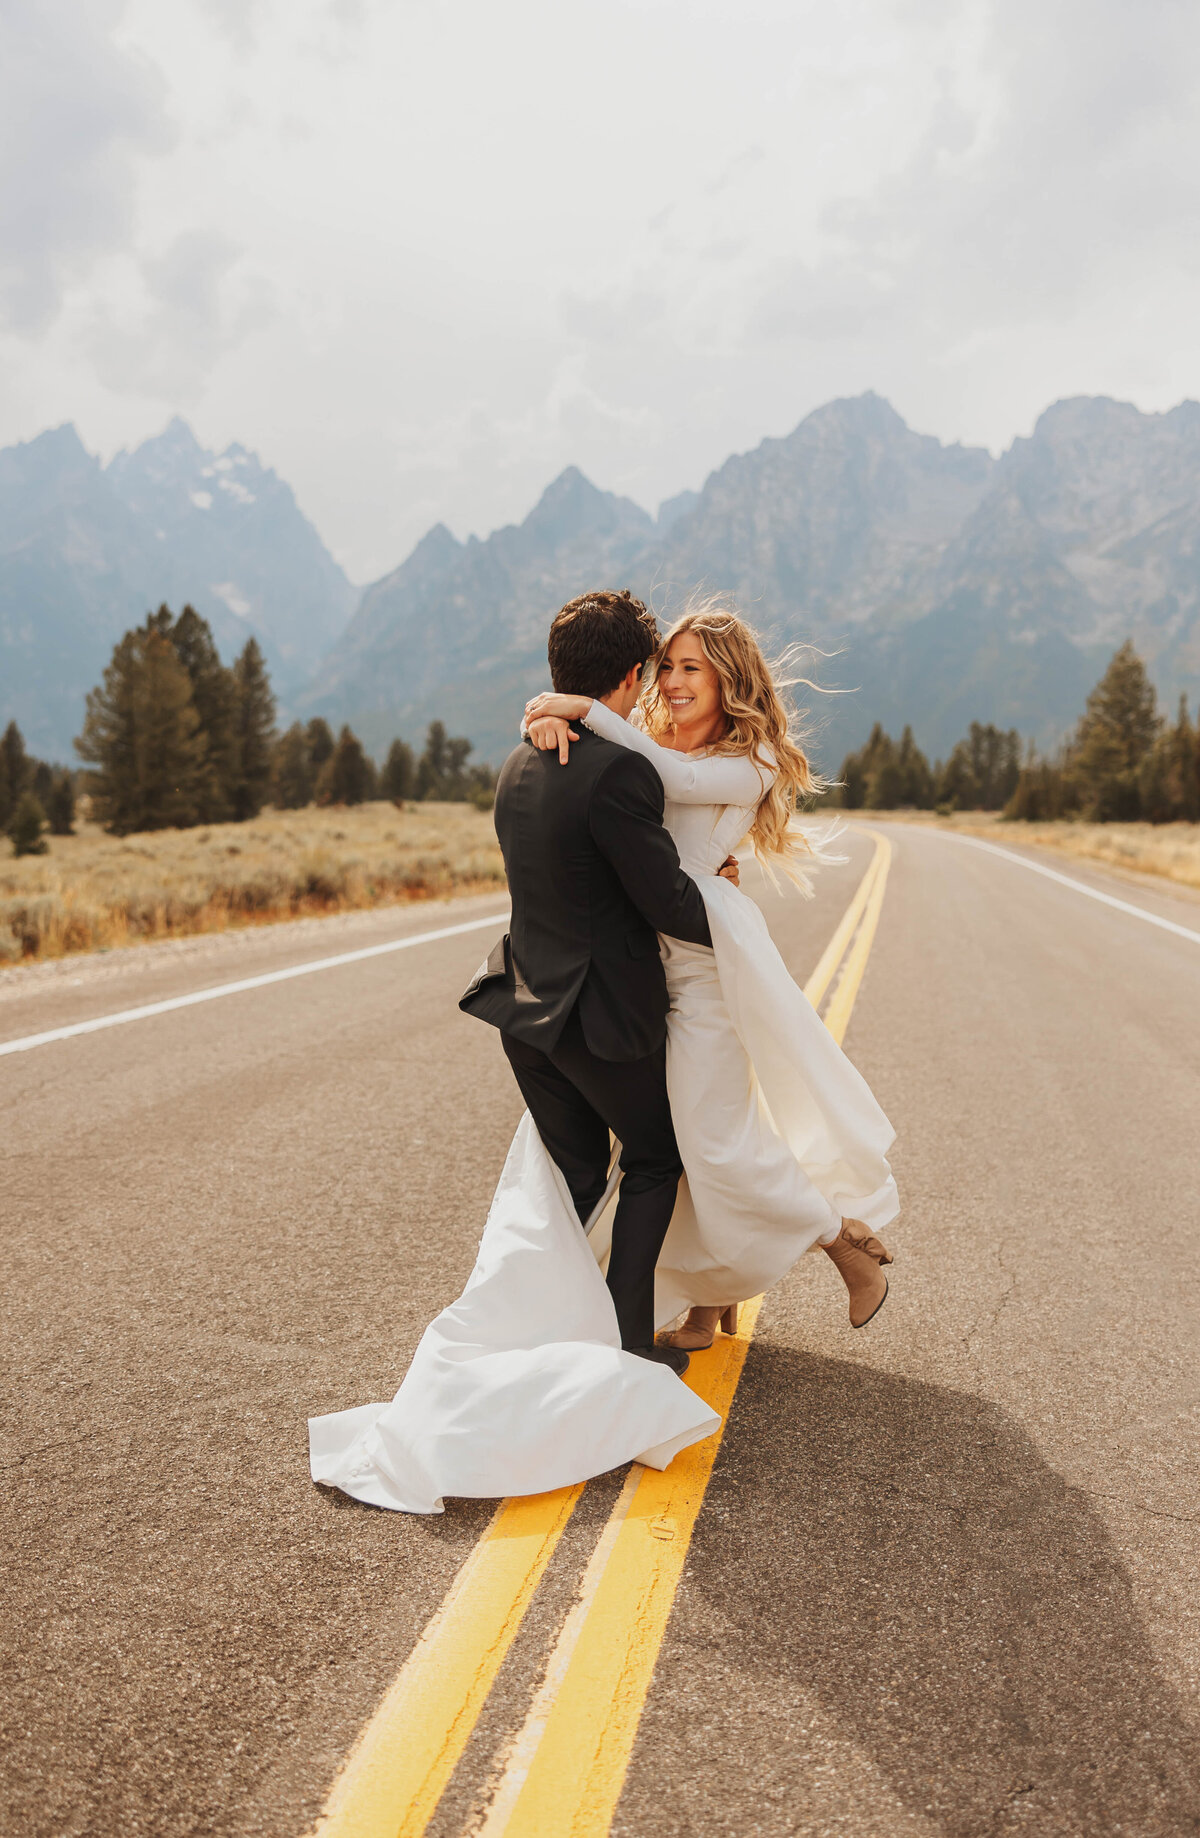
xmin=2 ymin=825 xmax=1198 ymax=1837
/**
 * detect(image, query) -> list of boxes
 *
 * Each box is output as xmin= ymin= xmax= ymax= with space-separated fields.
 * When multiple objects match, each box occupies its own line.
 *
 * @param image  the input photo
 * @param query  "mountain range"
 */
xmin=301 ymin=391 xmax=1200 ymax=768
xmin=5 ymin=393 xmax=1200 ymax=771
xmin=0 ymin=418 xmax=355 ymax=758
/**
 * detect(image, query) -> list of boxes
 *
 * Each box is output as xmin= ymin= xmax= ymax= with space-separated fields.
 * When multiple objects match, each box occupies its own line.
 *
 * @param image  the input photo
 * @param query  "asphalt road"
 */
xmin=3 ymin=826 xmax=1199 ymax=1837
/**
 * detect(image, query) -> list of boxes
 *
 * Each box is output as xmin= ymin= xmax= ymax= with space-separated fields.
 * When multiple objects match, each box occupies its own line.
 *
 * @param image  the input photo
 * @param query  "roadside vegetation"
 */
xmin=833 ymin=642 xmax=1200 ymax=828
xmin=1 ymin=602 xmax=502 ymax=963
xmin=828 ymin=642 xmax=1200 ymax=892
xmin=0 ymin=801 xmax=504 ymax=964
xmin=1 ymin=602 xmax=495 ymax=856
xmin=855 ymin=809 xmax=1200 ymax=893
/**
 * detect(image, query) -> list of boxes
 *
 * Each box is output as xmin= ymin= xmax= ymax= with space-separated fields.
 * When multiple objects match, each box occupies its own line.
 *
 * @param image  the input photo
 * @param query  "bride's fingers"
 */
xmin=558 ymin=726 xmax=579 ymax=765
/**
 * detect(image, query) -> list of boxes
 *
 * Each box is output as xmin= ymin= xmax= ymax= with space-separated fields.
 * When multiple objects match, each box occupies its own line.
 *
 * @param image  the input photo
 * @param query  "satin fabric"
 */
xmin=308 ymin=1111 xmax=719 ymax=1514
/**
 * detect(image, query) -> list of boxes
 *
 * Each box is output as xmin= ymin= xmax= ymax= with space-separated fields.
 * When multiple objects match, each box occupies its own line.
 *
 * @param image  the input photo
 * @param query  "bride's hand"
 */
xmin=717 ymin=854 xmax=740 ymax=887
xmin=528 ymin=714 xmax=579 ymax=764
xmin=524 ymin=692 xmax=592 ymax=723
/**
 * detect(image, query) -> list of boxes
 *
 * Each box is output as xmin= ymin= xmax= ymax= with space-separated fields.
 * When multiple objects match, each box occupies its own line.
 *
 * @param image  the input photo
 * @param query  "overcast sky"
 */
xmin=2 ymin=0 xmax=1199 ymax=581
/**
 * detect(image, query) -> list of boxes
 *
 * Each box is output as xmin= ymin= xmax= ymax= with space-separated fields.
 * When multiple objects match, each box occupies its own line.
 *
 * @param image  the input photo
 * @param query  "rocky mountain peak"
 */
xmin=792 ymin=390 xmax=910 ymax=441
xmin=1 ymin=421 xmax=356 ymax=755
xmin=521 ymin=466 xmax=652 ymax=552
xmin=656 ymin=488 xmax=701 ymax=531
xmin=0 ymin=422 xmax=95 ymax=490
xmin=373 ymin=521 xmax=463 ymax=598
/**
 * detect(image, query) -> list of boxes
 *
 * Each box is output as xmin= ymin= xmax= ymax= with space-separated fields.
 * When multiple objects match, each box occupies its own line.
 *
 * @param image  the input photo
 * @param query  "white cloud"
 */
xmin=0 ymin=0 xmax=173 ymax=332
xmin=1 ymin=0 xmax=1200 ymax=581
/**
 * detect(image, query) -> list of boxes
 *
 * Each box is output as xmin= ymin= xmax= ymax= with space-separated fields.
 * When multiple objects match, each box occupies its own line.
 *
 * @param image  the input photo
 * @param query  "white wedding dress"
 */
xmin=308 ymin=704 xmax=899 ymax=1513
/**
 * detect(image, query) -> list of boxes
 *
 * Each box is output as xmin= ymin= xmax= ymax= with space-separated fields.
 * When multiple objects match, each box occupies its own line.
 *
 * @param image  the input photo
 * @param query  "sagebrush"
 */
xmin=0 ymin=801 xmax=505 ymax=963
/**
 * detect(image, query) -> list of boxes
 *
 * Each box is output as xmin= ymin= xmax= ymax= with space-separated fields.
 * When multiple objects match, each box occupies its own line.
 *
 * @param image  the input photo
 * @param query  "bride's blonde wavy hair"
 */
xmin=639 ymin=594 xmax=830 ymax=885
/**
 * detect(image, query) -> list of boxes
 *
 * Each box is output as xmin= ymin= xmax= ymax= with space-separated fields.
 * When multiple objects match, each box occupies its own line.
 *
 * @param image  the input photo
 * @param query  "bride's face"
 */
xmin=657 ymin=639 xmax=725 ymax=741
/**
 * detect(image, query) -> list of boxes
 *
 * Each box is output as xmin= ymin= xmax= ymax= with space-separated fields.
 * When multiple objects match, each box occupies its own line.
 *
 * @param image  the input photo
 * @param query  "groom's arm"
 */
xmin=589 ymin=753 xmax=712 ymax=948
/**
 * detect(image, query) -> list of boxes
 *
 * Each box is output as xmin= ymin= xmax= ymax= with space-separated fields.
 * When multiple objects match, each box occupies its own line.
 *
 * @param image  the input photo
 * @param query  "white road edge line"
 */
xmin=0 ymin=910 xmax=510 ymax=1059
xmin=944 ymin=834 xmax=1200 ymax=945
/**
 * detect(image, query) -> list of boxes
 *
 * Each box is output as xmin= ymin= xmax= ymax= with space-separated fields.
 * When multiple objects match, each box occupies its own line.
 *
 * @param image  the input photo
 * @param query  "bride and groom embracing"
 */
xmin=309 ymin=591 xmax=899 ymax=1514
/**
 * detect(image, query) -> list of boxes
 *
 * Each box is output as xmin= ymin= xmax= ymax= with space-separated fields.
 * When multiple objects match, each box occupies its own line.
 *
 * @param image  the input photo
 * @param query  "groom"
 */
xmin=460 ymin=590 xmax=713 ymax=1375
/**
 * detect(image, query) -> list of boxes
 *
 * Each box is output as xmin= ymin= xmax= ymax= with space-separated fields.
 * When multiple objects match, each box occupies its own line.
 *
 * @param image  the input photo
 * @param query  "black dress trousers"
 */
xmin=500 ymin=1006 xmax=682 ymax=1352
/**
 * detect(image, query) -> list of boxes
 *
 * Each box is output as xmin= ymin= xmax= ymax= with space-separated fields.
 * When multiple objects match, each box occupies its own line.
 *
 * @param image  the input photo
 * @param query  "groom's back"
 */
xmin=462 ymin=727 xmax=673 ymax=1062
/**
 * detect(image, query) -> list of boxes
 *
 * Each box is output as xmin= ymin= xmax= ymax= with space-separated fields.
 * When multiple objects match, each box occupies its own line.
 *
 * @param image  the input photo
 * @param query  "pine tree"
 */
xmin=1137 ymin=734 xmax=1173 ymax=824
xmin=316 ymin=725 xmax=372 ymax=805
xmin=415 ymin=720 xmax=449 ymax=799
xmin=935 ymin=742 xmax=972 ymax=810
xmin=305 ymin=718 xmax=336 ymax=778
xmin=1166 ymin=696 xmax=1200 ymax=822
xmin=866 ymin=745 xmax=903 ymax=809
xmin=271 ymin=723 xmax=314 ymax=809
xmin=895 ymin=726 xmax=934 ymax=808
xmin=411 ymin=721 xmax=479 ymax=801
xmin=998 ymin=729 xmax=1022 ymax=807
xmin=170 ymin=605 xmax=238 ymax=821
xmin=76 ymin=632 xmax=140 ymax=831
xmin=380 ymin=738 xmax=415 ymax=802
xmin=835 ymin=724 xmax=898 ymax=808
xmin=134 ymin=628 xmax=207 ymax=829
xmin=47 ymin=771 xmax=75 ymax=835
xmin=76 ymin=626 xmax=205 ymax=833
xmin=7 ymin=791 xmax=48 ymax=856
xmin=837 ymin=749 xmax=866 ymax=809
xmin=1 ymin=721 xmax=29 ymax=827
xmin=1069 ymin=641 xmax=1160 ymax=821
xmin=1005 ymin=745 xmax=1073 ymax=821
xmin=228 ymin=638 xmax=276 ymax=821
xmin=32 ymin=759 xmax=53 ymax=806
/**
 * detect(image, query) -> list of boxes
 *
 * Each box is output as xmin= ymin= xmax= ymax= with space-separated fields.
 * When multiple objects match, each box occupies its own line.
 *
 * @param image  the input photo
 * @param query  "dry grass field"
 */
xmin=6 ymin=799 xmax=1196 ymax=966
xmin=0 ymin=801 xmax=505 ymax=963
xmin=862 ymin=810 xmax=1200 ymax=892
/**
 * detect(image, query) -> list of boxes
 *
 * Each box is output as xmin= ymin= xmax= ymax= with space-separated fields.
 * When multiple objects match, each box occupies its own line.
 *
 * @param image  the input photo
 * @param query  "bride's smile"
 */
xmin=656 ymin=640 xmax=726 ymax=750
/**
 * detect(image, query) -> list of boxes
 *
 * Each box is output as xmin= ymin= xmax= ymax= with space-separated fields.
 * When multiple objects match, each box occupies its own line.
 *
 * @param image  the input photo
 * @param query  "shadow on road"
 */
xmin=670 ymin=1347 xmax=1200 ymax=1835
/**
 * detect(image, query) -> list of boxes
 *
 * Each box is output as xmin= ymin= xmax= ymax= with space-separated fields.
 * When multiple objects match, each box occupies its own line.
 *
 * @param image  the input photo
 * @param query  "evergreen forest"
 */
xmin=2 ymin=604 xmax=496 ymax=854
xmin=834 ymin=643 xmax=1200 ymax=824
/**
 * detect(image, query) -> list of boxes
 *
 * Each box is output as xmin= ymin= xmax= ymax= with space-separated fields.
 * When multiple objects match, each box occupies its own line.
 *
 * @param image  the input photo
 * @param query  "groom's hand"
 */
xmin=528 ymin=715 xmax=579 ymax=764
xmin=718 ymin=854 xmax=740 ymax=887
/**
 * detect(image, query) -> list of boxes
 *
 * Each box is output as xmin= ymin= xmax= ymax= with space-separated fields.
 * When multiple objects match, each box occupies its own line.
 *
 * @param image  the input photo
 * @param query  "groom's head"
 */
xmin=547 ymin=590 xmax=659 ymax=716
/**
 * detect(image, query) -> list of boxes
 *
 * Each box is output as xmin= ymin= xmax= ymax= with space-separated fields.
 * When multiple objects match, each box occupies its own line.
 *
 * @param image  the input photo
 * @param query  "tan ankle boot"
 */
xmin=822 ymin=1220 xmax=893 ymax=1328
xmin=660 ymin=1304 xmax=739 ymax=1351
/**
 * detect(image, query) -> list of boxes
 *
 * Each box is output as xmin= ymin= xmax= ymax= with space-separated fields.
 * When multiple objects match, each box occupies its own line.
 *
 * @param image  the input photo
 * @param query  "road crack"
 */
xmin=1072 ymin=1485 xmax=1200 ymax=1528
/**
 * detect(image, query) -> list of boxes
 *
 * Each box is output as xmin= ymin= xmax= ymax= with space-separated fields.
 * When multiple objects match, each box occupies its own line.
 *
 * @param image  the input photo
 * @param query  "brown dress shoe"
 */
xmin=822 ymin=1220 xmax=893 ymax=1327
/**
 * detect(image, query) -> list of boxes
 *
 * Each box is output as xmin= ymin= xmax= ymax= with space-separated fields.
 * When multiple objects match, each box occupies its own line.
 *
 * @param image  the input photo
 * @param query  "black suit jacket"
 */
xmin=460 ymin=726 xmax=712 ymax=1062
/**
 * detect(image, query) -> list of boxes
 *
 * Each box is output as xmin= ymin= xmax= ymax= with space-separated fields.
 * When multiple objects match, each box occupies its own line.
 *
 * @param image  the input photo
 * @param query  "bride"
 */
xmin=308 ymin=595 xmax=898 ymax=1514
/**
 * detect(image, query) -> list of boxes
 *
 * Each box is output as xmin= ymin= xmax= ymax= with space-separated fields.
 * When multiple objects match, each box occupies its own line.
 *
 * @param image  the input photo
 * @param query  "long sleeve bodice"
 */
xmin=582 ymin=699 xmax=773 ymax=805
xmin=581 ymin=699 xmax=772 ymax=876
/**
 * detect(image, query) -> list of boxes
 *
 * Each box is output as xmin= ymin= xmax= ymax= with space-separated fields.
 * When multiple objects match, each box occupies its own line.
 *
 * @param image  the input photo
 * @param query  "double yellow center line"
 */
xmin=309 ymin=830 xmax=892 ymax=1838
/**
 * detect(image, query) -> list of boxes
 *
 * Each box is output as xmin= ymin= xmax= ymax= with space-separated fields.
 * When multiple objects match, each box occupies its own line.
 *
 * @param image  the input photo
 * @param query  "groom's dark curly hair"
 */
xmin=547 ymin=590 xmax=659 ymax=698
